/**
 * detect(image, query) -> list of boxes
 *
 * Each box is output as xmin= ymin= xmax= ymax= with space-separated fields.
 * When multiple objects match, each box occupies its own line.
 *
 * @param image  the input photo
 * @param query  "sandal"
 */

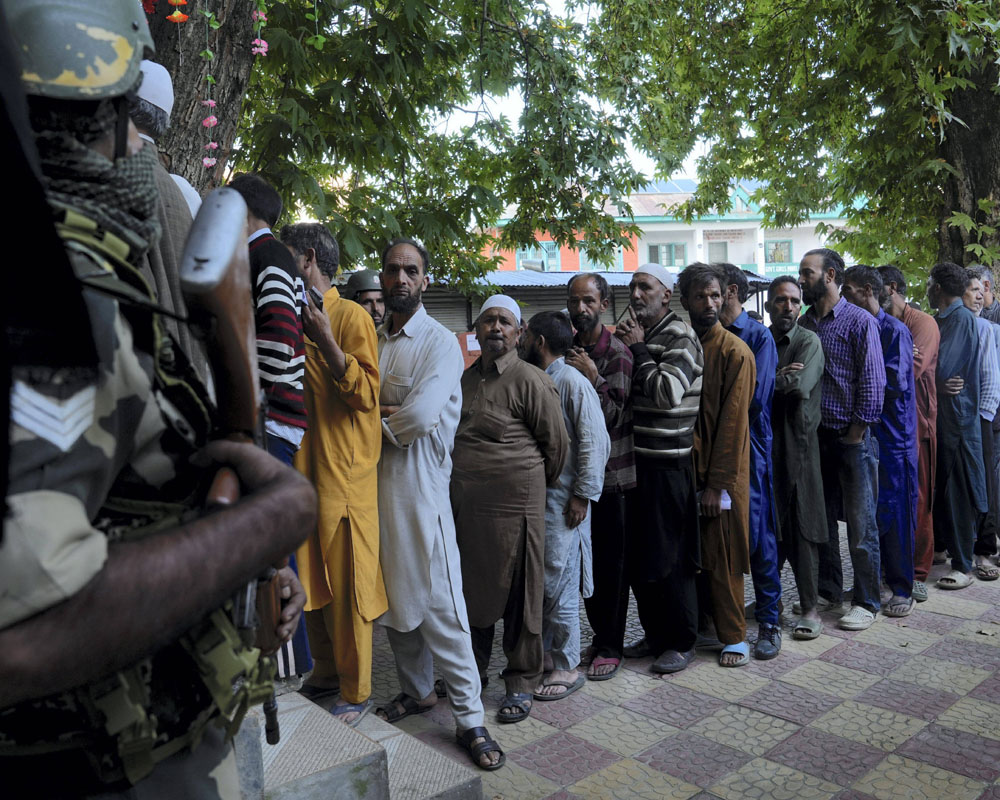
xmin=456 ymin=726 xmax=505 ymax=771
xmin=497 ymin=692 xmax=532 ymax=723
xmin=330 ymin=698 xmax=373 ymax=728
xmin=912 ymin=581 xmax=928 ymax=602
xmin=375 ymin=693 xmax=434 ymax=723
xmin=884 ymin=595 xmax=915 ymax=617
xmin=533 ymin=674 xmax=585 ymax=701
xmin=792 ymin=617 xmax=823 ymax=640
xmin=974 ymin=561 xmax=1000 ymax=581
xmin=587 ymin=656 xmax=622 ymax=681
xmin=719 ymin=642 xmax=749 ymax=668
xmin=937 ymin=570 xmax=973 ymax=590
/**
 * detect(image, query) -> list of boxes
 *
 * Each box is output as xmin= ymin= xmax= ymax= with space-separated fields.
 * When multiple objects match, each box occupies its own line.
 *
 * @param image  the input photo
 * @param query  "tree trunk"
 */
xmin=147 ymin=0 xmax=256 ymax=194
xmin=938 ymin=62 xmax=1000 ymax=266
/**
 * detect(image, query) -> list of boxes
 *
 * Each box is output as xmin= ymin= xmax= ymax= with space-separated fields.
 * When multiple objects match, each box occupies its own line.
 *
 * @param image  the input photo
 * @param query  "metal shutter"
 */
xmin=422 ymin=288 xmax=472 ymax=332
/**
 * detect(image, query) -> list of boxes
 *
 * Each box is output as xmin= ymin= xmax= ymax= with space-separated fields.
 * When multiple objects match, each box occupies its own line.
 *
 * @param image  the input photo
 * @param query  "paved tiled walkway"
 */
xmin=367 ymin=545 xmax=1000 ymax=800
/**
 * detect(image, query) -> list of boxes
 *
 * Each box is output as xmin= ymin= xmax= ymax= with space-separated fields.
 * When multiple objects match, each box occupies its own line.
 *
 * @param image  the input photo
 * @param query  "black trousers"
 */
xmin=974 ymin=418 xmax=997 ymax=557
xmin=584 ymin=489 xmax=630 ymax=658
xmin=633 ymin=569 xmax=698 ymax=654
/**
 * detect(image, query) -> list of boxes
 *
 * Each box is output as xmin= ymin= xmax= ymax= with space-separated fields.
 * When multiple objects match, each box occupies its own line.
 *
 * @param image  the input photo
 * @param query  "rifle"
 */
xmin=178 ymin=187 xmax=282 ymax=745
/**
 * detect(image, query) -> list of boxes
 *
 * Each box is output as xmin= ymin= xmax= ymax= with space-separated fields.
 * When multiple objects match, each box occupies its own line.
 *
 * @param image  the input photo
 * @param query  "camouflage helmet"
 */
xmin=345 ymin=269 xmax=383 ymax=299
xmin=4 ymin=0 xmax=154 ymax=100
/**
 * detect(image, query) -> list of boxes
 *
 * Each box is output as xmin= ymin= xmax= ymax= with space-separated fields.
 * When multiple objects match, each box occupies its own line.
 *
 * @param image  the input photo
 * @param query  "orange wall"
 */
xmin=487 ymin=229 xmax=640 ymax=272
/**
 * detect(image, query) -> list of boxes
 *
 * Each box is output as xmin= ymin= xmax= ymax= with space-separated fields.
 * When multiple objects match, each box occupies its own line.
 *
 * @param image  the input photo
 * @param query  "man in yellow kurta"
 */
xmin=282 ymin=223 xmax=386 ymax=725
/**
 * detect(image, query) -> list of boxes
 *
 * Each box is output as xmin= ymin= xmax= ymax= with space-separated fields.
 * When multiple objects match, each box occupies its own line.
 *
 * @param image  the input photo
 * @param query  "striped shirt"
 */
xmin=575 ymin=326 xmax=636 ymax=491
xmin=248 ymin=229 xmax=307 ymax=434
xmin=628 ymin=309 xmax=704 ymax=460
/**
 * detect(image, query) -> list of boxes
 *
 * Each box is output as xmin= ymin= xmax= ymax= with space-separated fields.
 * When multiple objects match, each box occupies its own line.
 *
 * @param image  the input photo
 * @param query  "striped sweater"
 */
xmin=628 ymin=309 xmax=703 ymax=460
xmin=248 ymin=230 xmax=307 ymax=431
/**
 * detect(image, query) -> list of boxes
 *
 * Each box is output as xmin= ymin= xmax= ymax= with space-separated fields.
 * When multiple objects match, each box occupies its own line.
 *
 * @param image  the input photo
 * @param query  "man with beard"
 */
xmin=282 ymin=222 xmax=385 ymax=725
xmin=717 ymin=264 xmax=782 ymax=659
xmin=678 ymin=264 xmax=755 ymax=668
xmin=520 ymin=311 xmax=609 ymax=701
xmin=842 ymin=265 xmax=918 ymax=617
xmin=345 ymin=268 xmax=386 ymax=328
xmin=766 ymin=277 xmax=826 ymax=639
xmin=798 ymin=248 xmax=885 ymax=630
xmin=928 ymin=263 xmax=987 ymax=590
xmin=616 ymin=264 xmax=704 ymax=674
xmin=373 ymin=239 xmax=504 ymax=770
xmin=451 ymin=296 xmax=567 ymax=723
xmin=564 ymin=273 xmax=635 ymax=680
xmin=878 ymin=266 xmax=939 ymax=601
xmin=975 ymin=265 xmax=1000 ymax=324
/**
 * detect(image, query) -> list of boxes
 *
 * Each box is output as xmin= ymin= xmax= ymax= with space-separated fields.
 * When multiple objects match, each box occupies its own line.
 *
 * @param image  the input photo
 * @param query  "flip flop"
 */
xmin=497 ymin=692 xmax=532 ymax=723
xmin=937 ymin=570 xmax=973 ymax=590
xmin=792 ymin=617 xmax=823 ymax=640
xmin=375 ymin=693 xmax=434 ymax=723
xmin=719 ymin=642 xmax=750 ymax=668
xmin=884 ymin=596 xmax=915 ymax=617
xmin=974 ymin=562 xmax=1000 ymax=581
xmin=456 ymin=726 xmax=505 ymax=771
xmin=330 ymin=697 xmax=373 ymax=728
xmin=587 ymin=656 xmax=622 ymax=682
xmin=533 ymin=673 xmax=586 ymax=701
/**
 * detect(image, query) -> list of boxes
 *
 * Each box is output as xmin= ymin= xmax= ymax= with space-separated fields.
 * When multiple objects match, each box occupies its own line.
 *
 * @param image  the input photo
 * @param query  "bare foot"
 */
xmin=587 ymin=656 xmax=619 ymax=678
xmin=331 ymin=698 xmax=371 ymax=725
xmin=534 ymin=668 xmax=579 ymax=697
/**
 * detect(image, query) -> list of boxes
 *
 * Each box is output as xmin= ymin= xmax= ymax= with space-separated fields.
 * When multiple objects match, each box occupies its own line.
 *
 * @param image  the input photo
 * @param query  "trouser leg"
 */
xmin=780 ymin=499 xmax=819 ymax=612
xmin=542 ymin=537 xmax=582 ymax=672
xmin=633 ymin=579 xmax=668 ymax=653
xmin=703 ymin=562 xmax=746 ymax=645
xmin=975 ymin=420 xmax=998 ymax=557
xmin=936 ymin=463 xmax=977 ymax=574
xmin=305 ymin=608 xmax=337 ymax=680
xmin=913 ymin=439 xmax=935 ymax=582
xmin=661 ymin=568 xmax=698 ymax=652
xmin=470 ymin=624 xmax=495 ymax=683
xmin=584 ymin=490 xmax=629 ymax=658
xmin=817 ymin=429 xmax=845 ymax=604
xmin=748 ymin=463 xmax=782 ymax=626
xmin=498 ymin=537 xmax=543 ymax=695
xmin=384 ymin=625 xmax=435 ymax=701
xmin=838 ymin=431 xmax=881 ymax=613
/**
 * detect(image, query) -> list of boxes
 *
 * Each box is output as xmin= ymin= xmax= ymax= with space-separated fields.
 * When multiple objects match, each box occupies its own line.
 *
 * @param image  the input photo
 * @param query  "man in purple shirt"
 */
xmin=798 ymin=249 xmax=886 ymax=630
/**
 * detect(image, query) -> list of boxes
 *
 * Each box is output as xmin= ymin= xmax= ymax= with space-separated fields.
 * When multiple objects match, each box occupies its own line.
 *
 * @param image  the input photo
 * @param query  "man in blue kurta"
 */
xmin=927 ymin=262 xmax=988 ymax=590
xmin=843 ymin=266 xmax=919 ymax=616
xmin=718 ymin=265 xmax=782 ymax=659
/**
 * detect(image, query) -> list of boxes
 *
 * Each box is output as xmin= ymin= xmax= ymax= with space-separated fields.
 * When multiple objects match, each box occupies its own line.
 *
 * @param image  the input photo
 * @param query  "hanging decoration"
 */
xmin=252 ymin=5 xmax=268 ymax=57
xmin=165 ymin=0 xmax=189 ymax=23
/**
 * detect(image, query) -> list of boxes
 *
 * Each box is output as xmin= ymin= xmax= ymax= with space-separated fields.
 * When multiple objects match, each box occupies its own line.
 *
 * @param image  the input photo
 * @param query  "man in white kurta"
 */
xmin=375 ymin=239 xmax=503 ymax=769
xmin=521 ymin=311 xmax=610 ymax=699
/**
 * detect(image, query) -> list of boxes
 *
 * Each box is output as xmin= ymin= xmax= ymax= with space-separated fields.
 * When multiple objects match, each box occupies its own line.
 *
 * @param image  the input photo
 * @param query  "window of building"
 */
xmin=707 ymin=241 xmax=728 ymax=263
xmin=647 ymin=243 xmax=686 ymax=267
xmin=516 ymin=240 xmax=560 ymax=271
xmin=765 ymin=240 xmax=793 ymax=264
xmin=581 ymin=244 xmax=624 ymax=271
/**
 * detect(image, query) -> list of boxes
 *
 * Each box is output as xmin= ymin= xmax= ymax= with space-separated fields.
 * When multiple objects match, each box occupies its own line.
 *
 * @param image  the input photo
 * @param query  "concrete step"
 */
xmin=236 ymin=692 xmax=481 ymax=800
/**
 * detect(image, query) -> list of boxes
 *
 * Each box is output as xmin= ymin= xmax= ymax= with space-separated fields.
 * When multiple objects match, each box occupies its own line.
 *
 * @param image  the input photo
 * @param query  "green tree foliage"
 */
xmin=227 ymin=0 xmax=643 ymax=292
xmin=587 ymin=0 xmax=1000 ymax=284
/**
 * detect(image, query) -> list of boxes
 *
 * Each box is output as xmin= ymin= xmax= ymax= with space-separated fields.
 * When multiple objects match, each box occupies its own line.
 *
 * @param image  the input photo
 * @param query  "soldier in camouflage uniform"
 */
xmin=0 ymin=2 xmax=316 ymax=796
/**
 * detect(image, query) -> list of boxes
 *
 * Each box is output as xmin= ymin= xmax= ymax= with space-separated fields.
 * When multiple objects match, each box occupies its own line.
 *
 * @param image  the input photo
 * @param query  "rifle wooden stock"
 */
xmin=179 ymin=187 xmax=260 ymax=440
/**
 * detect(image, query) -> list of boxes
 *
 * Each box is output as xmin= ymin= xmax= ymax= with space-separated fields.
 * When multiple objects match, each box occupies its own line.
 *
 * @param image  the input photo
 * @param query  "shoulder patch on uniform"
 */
xmin=11 ymin=379 xmax=96 ymax=452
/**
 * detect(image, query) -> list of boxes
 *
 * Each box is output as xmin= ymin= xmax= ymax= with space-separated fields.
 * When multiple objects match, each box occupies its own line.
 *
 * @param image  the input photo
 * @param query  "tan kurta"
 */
xmin=694 ymin=323 xmax=755 ymax=577
xmin=451 ymin=349 xmax=568 ymax=633
xmin=294 ymin=287 xmax=387 ymax=621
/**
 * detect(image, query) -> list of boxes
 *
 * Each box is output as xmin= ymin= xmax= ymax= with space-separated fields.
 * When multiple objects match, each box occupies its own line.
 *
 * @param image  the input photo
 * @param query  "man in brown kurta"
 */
xmin=452 ymin=295 xmax=568 ymax=723
xmin=679 ymin=264 xmax=755 ymax=667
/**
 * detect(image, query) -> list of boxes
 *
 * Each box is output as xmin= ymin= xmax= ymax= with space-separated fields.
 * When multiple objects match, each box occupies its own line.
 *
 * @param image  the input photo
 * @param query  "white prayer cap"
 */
xmin=634 ymin=262 xmax=674 ymax=290
xmin=138 ymin=60 xmax=174 ymax=117
xmin=478 ymin=294 xmax=521 ymax=324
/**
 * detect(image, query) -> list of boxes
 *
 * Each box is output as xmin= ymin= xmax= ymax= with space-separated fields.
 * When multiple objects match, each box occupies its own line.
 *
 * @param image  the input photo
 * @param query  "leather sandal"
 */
xmin=456 ymin=726 xmax=505 ymax=771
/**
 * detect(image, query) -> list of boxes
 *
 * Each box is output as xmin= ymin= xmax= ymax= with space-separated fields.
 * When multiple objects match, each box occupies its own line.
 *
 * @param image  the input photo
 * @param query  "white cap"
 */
xmin=634 ymin=262 xmax=674 ymax=290
xmin=138 ymin=60 xmax=174 ymax=117
xmin=478 ymin=294 xmax=521 ymax=325
xmin=171 ymin=174 xmax=202 ymax=217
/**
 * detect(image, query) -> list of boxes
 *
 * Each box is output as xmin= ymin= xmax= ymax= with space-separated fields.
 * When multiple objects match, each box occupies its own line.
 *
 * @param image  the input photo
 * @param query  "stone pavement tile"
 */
xmin=922 ymin=636 xmax=1000 ymax=670
xmin=579 ymin=662 xmax=661 ymax=703
xmin=954 ymin=582 xmax=1000 ymax=604
xmin=542 ymin=791 xmax=583 ymax=800
xmin=778 ymin=660 xmax=881 ymax=699
xmin=528 ymin=690 xmax=610 ymax=730
xmin=780 ymin=633 xmax=843 ymax=659
xmin=479 ymin=760 xmax=560 ymax=800
xmin=949 ymin=620 xmax=1000 ymax=649
xmin=668 ymin=662 xmax=770 ymax=701
xmin=415 ymin=728 xmax=474 ymax=767
xmin=391 ymin=712 xmax=439 ymax=736
xmin=688 ymin=705 xmax=800 ymax=756
xmin=896 ymin=723 xmax=1000 ymax=782
xmin=709 ymin=757 xmax=841 ymax=800
xmin=634 ymin=731 xmax=753 ymax=787
xmin=744 ymin=649 xmax=810 ymax=679
xmin=969 ymin=671 xmax=1000 ymax=701
xmin=978 ymin=787 xmax=1000 ymax=800
xmin=765 ymin=728 xmax=886 ymax=786
xmin=853 ymin=622 xmax=941 ymax=653
xmin=621 ymin=683 xmax=726 ymax=728
xmin=852 ymin=753 xmax=986 ymax=800
xmin=818 ymin=640 xmax=911 ymax=676
xmin=568 ymin=758 xmax=702 ymax=799
xmin=568 ymin=706 xmax=679 ymax=757
xmin=980 ymin=604 xmax=1000 ymax=625
xmin=936 ymin=696 xmax=1000 ymax=741
xmin=919 ymin=594 xmax=992 ymax=620
xmin=480 ymin=715 xmax=560 ymax=750
xmin=853 ymin=679 xmax=960 ymax=722
xmin=809 ymin=700 xmax=926 ymax=750
xmin=831 ymin=792 xmax=879 ymax=800
xmin=887 ymin=655 xmax=991 ymax=694
xmin=737 ymin=680 xmax=843 ymax=726
xmin=881 ymin=611 xmax=966 ymax=635
xmin=508 ymin=732 xmax=620 ymax=785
